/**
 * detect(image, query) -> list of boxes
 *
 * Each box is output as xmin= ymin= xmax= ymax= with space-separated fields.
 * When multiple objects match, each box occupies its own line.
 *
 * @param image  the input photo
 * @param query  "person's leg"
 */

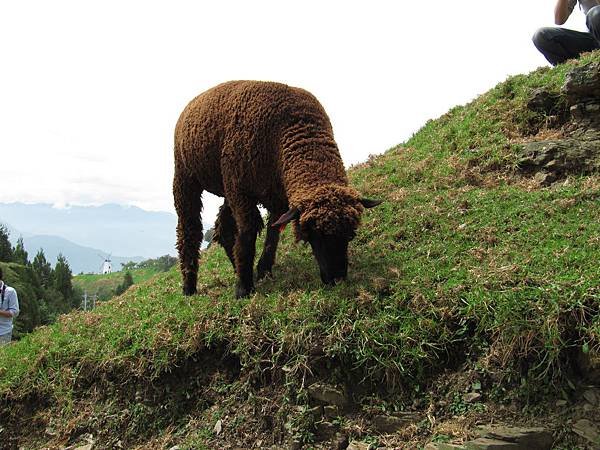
xmin=533 ymin=27 xmax=599 ymax=65
xmin=0 ymin=332 xmax=12 ymax=345
xmin=586 ymin=6 xmax=600 ymax=43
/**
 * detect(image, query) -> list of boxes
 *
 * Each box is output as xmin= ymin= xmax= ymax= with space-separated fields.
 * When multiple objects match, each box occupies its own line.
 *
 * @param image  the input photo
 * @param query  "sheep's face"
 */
xmin=303 ymin=226 xmax=353 ymax=285
xmin=273 ymin=186 xmax=381 ymax=286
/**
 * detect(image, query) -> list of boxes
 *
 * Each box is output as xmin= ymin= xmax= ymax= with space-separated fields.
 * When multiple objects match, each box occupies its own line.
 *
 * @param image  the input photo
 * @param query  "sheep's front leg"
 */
xmin=231 ymin=199 xmax=263 ymax=298
xmin=234 ymin=227 xmax=258 ymax=298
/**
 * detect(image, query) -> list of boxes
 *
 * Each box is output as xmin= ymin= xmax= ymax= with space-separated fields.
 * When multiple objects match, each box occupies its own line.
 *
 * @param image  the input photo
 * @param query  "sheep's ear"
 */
xmin=360 ymin=198 xmax=383 ymax=208
xmin=272 ymin=208 xmax=300 ymax=231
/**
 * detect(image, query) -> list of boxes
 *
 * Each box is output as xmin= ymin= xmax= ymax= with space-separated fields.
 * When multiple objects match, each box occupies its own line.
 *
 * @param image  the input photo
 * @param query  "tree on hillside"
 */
xmin=38 ymin=287 xmax=65 ymax=324
xmin=114 ymin=271 xmax=134 ymax=296
xmin=0 ymin=224 xmax=14 ymax=263
xmin=0 ymin=262 xmax=43 ymax=336
xmin=13 ymin=237 xmax=28 ymax=265
xmin=54 ymin=253 xmax=74 ymax=310
xmin=32 ymin=249 xmax=53 ymax=288
xmin=204 ymin=227 xmax=215 ymax=245
xmin=120 ymin=261 xmax=138 ymax=271
xmin=136 ymin=255 xmax=178 ymax=272
xmin=155 ymin=255 xmax=177 ymax=271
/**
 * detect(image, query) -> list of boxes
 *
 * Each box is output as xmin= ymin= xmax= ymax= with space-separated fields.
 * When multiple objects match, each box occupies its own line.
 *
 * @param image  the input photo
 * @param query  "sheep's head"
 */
xmin=274 ymin=185 xmax=381 ymax=285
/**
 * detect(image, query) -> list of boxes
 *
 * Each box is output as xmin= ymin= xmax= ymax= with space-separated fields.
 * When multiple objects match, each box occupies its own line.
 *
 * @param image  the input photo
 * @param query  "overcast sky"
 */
xmin=0 ymin=1 xmax=589 ymax=224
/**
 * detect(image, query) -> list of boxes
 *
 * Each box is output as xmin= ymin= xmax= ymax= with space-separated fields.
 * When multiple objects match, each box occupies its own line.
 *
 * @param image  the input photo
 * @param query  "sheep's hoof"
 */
xmin=182 ymin=282 xmax=197 ymax=296
xmin=182 ymin=274 xmax=198 ymax=296
xmin=235 ymin=283 xmax=255 ymax=299
xmin=256 ymin=267 xmax=273 ymax=282
xmin=183 ymin=287 xmax=197 ymax=296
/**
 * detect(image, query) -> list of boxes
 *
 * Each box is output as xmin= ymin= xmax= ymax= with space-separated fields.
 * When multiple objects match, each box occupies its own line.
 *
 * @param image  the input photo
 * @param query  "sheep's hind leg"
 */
xmin=213 ymin=201 xmax=237 ymax=270
xmin=256 ymin=212 xmax=283 ymax=281
xmin=174 ymin=173 xmax=203 ymax=296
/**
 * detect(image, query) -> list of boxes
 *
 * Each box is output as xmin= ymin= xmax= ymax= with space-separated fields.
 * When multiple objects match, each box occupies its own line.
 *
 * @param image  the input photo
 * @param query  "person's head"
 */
xmin=0 ymin=266 xmax=3 ymax=281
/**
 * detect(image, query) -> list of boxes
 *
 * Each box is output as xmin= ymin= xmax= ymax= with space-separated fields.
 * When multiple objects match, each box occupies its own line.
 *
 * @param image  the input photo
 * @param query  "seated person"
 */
xmin=533 ymin=0 xmax=600 ymax=65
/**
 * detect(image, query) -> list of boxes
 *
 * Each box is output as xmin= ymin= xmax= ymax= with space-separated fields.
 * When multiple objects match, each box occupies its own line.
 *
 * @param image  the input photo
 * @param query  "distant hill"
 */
xmin=22 ymin=234 xmax=144 ymax=274
xmin=0 ymin=203 xmax=178 ymax=259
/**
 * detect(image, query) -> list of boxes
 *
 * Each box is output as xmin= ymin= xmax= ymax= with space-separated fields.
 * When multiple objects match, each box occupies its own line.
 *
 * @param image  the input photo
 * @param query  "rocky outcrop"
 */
xmin=520 ymin=62 xmax=600 ymax=184
xmin=518 ymin=130 xmax=600 ymax=184
xmin=307 ymin=383 xmax=349 ymax=407
xmin=425 ymin=426 xmax=553 ymax=450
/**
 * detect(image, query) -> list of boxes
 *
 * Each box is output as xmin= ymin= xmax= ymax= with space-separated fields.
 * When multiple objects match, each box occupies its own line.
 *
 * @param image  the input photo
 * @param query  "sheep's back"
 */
xmin=174 ymin=81 xmax=340 ymax=204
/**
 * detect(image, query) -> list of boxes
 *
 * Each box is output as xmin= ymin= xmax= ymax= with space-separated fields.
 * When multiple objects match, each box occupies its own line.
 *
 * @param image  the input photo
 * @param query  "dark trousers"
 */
xmin=533 ymin=5 xmax=600 ymax=65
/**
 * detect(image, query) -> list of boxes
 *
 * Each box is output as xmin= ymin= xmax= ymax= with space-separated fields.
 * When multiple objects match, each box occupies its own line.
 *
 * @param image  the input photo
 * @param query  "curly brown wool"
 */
xmin=173 ymin=80 xmax=375 ymax=298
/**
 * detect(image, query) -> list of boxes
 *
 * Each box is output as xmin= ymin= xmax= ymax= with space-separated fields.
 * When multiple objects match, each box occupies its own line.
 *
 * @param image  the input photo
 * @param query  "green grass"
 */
xmin=72 ymin=267 xmax=160 ymax=300
xmin=1 ymin=54 xmax=599 ymax=448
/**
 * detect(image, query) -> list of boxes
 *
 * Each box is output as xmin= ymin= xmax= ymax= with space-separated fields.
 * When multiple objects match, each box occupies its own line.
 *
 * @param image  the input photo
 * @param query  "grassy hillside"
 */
xmin=72 ymin=256 xmax=177 ymax=301
xmin=73 ymin=268 xmax=160 ymax=300
xmin=0 ymin=55 xmax=599 ymax=449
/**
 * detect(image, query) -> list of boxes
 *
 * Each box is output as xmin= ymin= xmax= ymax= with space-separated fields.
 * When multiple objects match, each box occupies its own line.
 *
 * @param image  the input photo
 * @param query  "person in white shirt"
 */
xmin=0 ymin=267 xmax=20 ymax=345
xmin=533 ymin=0 xmax=600 ymax=65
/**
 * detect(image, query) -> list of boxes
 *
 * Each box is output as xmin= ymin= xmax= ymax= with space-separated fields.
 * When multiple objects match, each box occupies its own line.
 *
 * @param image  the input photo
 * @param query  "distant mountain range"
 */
xmin=0 ymin=202 xmax=186 ymax=274
xmin=21 ymin=235 xmax=144 ymax=274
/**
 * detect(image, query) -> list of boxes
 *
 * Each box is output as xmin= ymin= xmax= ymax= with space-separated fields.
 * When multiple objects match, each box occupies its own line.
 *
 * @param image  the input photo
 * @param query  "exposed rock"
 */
xmin=475 ymin=426 xmax=553 ymax=450
xmin=527 ymin=88 xmax=563 ymax=116
xmin=464 ymin=438 xmax=520 ymax=449
xmin=64 ymin=434 xmax=95 ymax=450
xmin=315 ymin=421 xmax=337 ymax=440
xmin=333 ymin=433 xmax=349 ymax=450
xmin=519 ymin=62 xmax=600 ymax=182
xmin=570 ymin=100 xmax=600 ymax=122
xmin=324 ymin=405 xmax=340 ymax=419
xmin=564 ymin=62 xmax=600 ymax=128
xmin=583 ymin=387 xmax=599 ymax=406
xmin=307 ymin=405 xmax=323 ymax=421
xmin=519 ymin=130 xmax=600 ymax=178
xmin=533 ymin=171 xmax=557 ymax=186
xmin=564 ymin=61 xmax=600 ymax=106
xmin=463 ymin=392 xmax=482 ymax=403
xmin=307 ymin=383 xmax=348 ymax=407
xmin=372 ymin=412 xmax=419 ymax=433
xmin=347 ymin=442 xmax=371 ymax=450
xmin=73 ymin=445 xmax=93 ymax=450
xmin=424 ymin=443 xmax=467 ymax=450
xmin=572 ymin=419 xmax=600 ymax=445
xmin=289 ymin=439 xmax=303 ymax=450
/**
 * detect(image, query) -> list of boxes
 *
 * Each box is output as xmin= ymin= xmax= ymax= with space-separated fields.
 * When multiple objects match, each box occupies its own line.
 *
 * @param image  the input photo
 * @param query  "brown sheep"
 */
xmin=173 ymin=80 xmax=380 ymax=298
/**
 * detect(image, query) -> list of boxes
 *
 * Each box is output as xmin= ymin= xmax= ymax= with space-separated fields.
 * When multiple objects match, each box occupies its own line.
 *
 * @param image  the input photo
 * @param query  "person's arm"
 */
xmin=555 ymin=0 xmax=577 ymax=25
xmin=0 ymin=290 xmax=19 ymax=318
